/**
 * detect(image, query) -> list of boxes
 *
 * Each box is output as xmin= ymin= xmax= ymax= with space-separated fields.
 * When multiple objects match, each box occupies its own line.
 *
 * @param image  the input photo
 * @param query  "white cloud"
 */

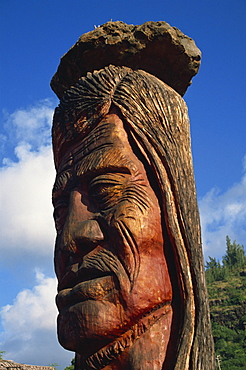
xmin=199 ymin=155 xmax=246 ymax=261
xmin=3 ymin=99 xmax=54 ymax=151
xmin=0 ymin=102 xmax=56 ymax=262
xmin=0 ymin=101 xmax=72 ymax=367
xmin=1 ymin=271 xmax=56 ymax=334
xmin=0 ymin=271 xmax=72 ymax=368
xmin=0 ymin=143 xmax=56 ymax=258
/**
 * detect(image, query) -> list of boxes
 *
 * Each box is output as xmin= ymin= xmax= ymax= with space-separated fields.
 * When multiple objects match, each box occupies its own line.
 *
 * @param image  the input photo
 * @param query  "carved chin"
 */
xmin=57 ymin=300 xmax=125 ymax=354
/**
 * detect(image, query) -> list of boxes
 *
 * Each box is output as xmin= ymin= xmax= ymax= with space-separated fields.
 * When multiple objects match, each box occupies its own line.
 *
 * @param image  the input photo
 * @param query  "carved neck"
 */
xmin=75 ymin=303 xmax=172 ymax=370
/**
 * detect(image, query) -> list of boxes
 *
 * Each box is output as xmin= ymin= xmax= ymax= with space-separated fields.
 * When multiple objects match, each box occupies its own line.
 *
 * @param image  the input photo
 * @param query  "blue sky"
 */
xmin=0 ymin=0 xmax=245 ymax=368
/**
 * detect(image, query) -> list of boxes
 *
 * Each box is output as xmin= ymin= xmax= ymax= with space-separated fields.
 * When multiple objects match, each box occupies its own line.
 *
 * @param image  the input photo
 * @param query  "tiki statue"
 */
xmin=51 ymin=22 xmax=214 ymax=369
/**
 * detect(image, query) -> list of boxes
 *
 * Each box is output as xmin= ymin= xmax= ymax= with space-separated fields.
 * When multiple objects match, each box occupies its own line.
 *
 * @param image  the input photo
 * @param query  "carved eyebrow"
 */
xmin=74 ymin=146 xmax=134 ymax=177
xmin=52 ymin=149 xmax=133 ymax=199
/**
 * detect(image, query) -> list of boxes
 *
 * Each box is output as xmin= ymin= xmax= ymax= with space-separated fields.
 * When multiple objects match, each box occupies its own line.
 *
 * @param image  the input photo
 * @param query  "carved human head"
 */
xmin=52 ymin=65 xmax=211 ymax=368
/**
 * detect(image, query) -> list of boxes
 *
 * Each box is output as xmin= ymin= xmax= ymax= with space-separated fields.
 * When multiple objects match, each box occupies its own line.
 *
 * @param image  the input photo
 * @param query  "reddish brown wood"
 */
xmin=51 ymin=23 xmax=215 ymax=370
xmin=54 ymin=108 xmax=172 ymax=366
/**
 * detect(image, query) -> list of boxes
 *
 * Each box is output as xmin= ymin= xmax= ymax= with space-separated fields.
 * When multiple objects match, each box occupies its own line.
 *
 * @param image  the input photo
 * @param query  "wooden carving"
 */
xmin=51 ymin=22 xmax=215 ymax=370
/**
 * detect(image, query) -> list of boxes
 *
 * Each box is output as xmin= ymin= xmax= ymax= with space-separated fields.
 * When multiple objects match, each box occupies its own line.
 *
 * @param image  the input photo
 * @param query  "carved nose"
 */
xmin=61 ymin=219 xmax=104 ymax=254
xmin=73 ymin=219 xmax=104 ymax=244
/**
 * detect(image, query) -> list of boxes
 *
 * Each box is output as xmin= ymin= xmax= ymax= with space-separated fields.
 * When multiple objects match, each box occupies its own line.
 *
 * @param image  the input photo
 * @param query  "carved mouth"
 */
xmin=56 ymin=273 xmax=116 ymax=311
xmin=57 ymin=248 xmax=131 ymax=308
xmin=58 ymin=264 xmax=110 ymax=291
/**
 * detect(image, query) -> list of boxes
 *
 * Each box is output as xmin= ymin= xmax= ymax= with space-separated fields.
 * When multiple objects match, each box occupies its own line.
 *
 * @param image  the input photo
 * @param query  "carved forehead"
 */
xmin=52 ymin=115 xmax=140 ymax=196
xmin=52 ymin=64 xmax=187 ymax=172
xmin=52 ymin=66 xmax=130 ymax=170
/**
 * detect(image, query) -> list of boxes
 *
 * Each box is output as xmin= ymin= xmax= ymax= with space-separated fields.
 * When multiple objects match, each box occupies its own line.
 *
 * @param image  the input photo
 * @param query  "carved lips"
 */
xmin=56 ymin=247 xmax=128 ymax=312
xmin=56 ymin=271 xmax=116 ymax=311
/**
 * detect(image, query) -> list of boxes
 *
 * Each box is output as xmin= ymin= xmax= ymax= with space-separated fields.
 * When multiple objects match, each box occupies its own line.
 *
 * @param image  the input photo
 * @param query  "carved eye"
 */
xmin=88 ymin=174 xmax=127 ymax=210
xmin=89 ymin=183 xmax=122 ymax=210
xmin=54 ymin=201 xmax=68 ymax=233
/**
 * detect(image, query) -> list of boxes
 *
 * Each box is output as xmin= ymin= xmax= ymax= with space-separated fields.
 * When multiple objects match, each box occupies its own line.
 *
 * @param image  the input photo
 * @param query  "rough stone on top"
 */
xmin=51 ymin=20 xmax=201 ymax=99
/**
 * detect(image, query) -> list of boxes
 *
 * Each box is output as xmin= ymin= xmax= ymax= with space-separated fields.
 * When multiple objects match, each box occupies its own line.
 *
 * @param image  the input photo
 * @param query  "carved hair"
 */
xmin=52 ymin=65 xmax=214 ymax=369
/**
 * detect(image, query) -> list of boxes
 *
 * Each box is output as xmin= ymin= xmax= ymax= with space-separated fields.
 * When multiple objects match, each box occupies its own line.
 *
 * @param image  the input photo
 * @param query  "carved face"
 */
xmin=53 ymin=107 xmax=172 ymax=356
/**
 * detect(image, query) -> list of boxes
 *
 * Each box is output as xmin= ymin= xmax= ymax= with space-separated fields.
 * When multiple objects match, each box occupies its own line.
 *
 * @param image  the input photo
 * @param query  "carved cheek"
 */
xmin=111 ymin=200 xmax=157 ymax=242
xmin=110 ymin=202 xmax=142 ymax=236
xmin=107 ymin=201 xmax=146 ymax=285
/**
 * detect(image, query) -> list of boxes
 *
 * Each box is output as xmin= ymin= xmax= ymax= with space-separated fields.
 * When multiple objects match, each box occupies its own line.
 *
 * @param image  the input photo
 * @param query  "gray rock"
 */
xmin=51 ymin=21 xmax=201 ymax=98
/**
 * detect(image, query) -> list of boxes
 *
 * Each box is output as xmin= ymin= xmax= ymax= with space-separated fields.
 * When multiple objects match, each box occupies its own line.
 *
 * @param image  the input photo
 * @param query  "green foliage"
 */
xmin=64 ymin=358 xmax=75 ymax=370
xmin=222 ymin=236 xmax=246 ymax=271
xmin=205 ymin=256 xmax=229 ymax=283
xmin=212 ymin=323 xmax=246 ymax=369
xmin=206 ymin=236 xmax=246 ymax=369
xmin=0 ymin=351 xmax=5 ymax=359
xmin=205 ymin=236 xmax=246 ymax=284
xmin=48 ymin=363 xmax=59 ymax=370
